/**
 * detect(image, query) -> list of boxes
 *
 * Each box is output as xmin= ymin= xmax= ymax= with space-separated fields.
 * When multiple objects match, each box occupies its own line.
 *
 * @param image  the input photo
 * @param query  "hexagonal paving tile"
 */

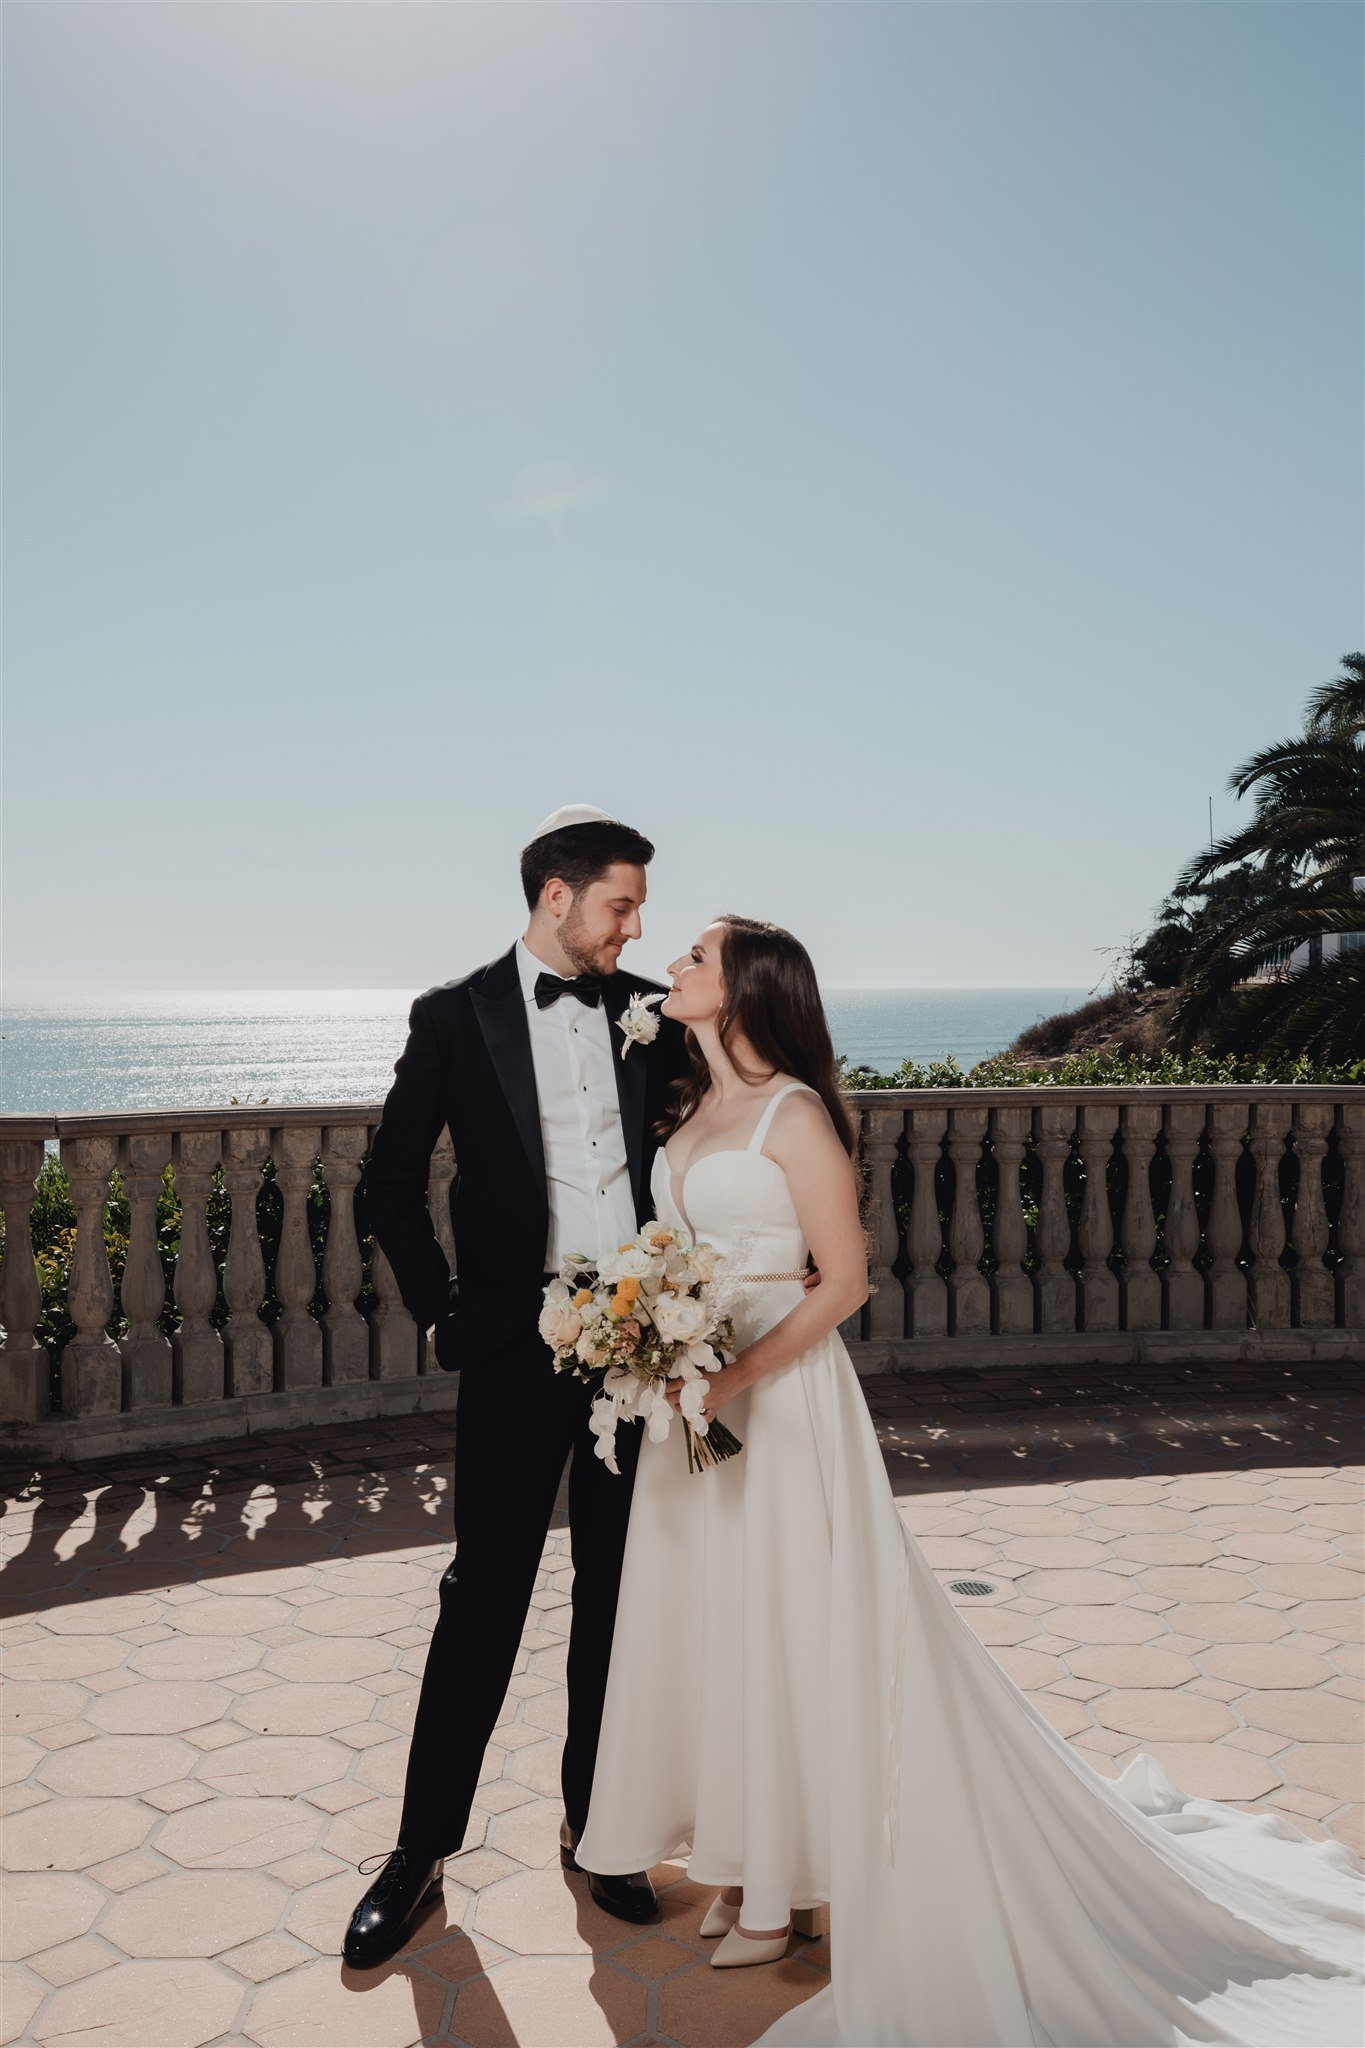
xmin=1015 ymin=1567 xmax=1131 ymax=1605
xmin=41 ymin=1596 xmax=165 ymax=1635
xmin=102 ymin=1869 xmax=287 ymax=1957
xmin=0 ymin=1961 xmax=44 ymax=2045
xmin=36 ymin=1955 xmax=243 ymax=2047
xmin=243 ymin=1954 xmax=448 ymax=2046
xmin=312 ymin=1559 xmax=431 ymax=1597
xmin=36 ymin=1734 xmax=197 ymax=1799
xmin=262 ymin=1639 xmax=395 ymax=1684
xmin=1163 ymin=1603 xmax=1291 ymax=1643
xmin=1129 ymin=1743 xmax=1283 ymax=1801
xmin=156 ymin=1796 xmax=319 ymax=1870
xmin=168 ymin=1593 xmax=294 ymax=1636
xmin=454 ymin=1952 xmax=648 ymax=2048
xmin=233 ymin=1684 xmax=375 ymax=1736
xmin=197 ymin=1735 xmax=349 ymax=1798
xmin=1092 ymin=1690 xmax=1236 ymax=1742
xmin=1140 ymin=1567 xmax=1256 ymax=1603
xmin=1046 ymin=1606 xmax=1166 ymax=1644
xmin=4 ymin=1681 xmax=88 ymax=1735
xmin=1 ymin=1636 xmax=129 ymax=1681
xmin=295 ymin=1596 xmax=414 ymax=1638
xmin=1277 ymin=1739 xmax=1364 ymax=1802
xmin=127 ymin=1636 xmax=263 ymax=1682
xmin=1011 ymin=1534 xmax=1121 ymax=1568
xmin=1199 ymin=1644 xmax=1336 ymax=1690
xmin=1239 ymin=1691 xmax=1364 ymax=1744
xmin=4 ymin=1798 xmax=153 ymax=1871
xmin=0 ymin=1874 xmax=103 ymax=1962
xmin=1259 ymin=1562 xmax=1364 ymax=1601
xmin=477 ymin=1864 xmax=629 ymax=1954
xmin=1066 ymin=1647 xmax=1198 ymax=1689
xmin=86 ymin=1682 xmax=229 ymax=1734
xmin=658 ymin=1949 xmax=823 ymax=2048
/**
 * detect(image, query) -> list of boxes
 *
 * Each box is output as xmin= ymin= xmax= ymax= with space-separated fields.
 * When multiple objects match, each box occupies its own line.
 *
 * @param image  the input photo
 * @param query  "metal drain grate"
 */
xmin=948 ymin=1579 xmax=998 ymax=1598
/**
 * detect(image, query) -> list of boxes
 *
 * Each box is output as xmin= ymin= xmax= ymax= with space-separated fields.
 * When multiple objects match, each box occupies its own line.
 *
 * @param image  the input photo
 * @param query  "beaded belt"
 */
xmin=735 ymin=1269 xmax=806 ymax=1283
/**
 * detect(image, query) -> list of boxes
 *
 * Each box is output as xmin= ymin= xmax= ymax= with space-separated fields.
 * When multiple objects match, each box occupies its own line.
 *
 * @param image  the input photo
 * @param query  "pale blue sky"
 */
xmin=5 ymin=1 xmax=1361 ymax=995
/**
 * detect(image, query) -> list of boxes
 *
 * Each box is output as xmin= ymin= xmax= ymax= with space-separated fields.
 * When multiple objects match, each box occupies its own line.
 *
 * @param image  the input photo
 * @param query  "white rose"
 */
xmin=651 ymin=1293 xmax=710 ymax=1345
xmin=575 ymin=1326 xmax=608 ymax=1367
xmin=599 ymin=1244 xmax=655 ymax=1285
xmin=688 ymin=1242 xmax=722 ymax=1283
xmin=539 ymin=1297 xmax=584 ymax=1349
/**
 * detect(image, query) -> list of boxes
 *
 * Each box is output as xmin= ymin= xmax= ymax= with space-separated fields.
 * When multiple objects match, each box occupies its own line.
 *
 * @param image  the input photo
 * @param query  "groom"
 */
xmin=343 ymin=806 xmax=689 ymax=1967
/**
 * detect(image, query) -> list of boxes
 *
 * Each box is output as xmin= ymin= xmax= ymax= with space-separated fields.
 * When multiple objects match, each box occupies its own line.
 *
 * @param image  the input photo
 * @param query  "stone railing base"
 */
xmin=0 ymin=1371 xmax=460 ymax=1466
xmin=844 ymin=1327 xmax=1365 ymax=1377
xmin=5 ymin=1328 xmax=1360 ymax=1465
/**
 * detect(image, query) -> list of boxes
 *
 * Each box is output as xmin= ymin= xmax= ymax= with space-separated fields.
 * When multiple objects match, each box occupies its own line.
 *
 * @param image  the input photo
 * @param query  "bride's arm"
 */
xmin=669 ymin=1093 xmax=869 ymax=1417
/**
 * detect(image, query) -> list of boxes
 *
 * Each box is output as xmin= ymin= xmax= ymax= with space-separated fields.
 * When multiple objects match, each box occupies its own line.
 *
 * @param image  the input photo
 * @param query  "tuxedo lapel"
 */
xmin=470 ymin=947 xmax=548 ymax=1209
xmin=604 ymin=976 xmax=648 ymax=1217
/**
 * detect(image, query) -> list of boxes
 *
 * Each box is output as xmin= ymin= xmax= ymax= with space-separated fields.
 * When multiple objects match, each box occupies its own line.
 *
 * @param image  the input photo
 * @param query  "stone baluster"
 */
xmin=172 ymin=1130 xmax=225 ymax=1404
xmin=1033 ymin=1104 xmax=1075 ymax=1334
xmin=371 ymin=1245 xmax=420 ymax=1378
xmin=0 ymin=1137 xmax=49 ymax=1422
xmin=864 ymin=1107 xmax=905 ymax=1343
xmin=61 ymin=1135 xmax=121 ymax=1416
xmin=118 ymin=1131 xmax=173 ymax=1409
xmin=989 ymin=1105 xmax=1032 ymax=1335
xmin=1336 ymin=1100 xmax=1365 ymax=1329
xmin=1161 ymin=1102 xmax=1205 ymax=1331
xmin=428 ymin=1127 xmax=458 ymax=1278
xmin=1246 ymin=1102 xmax=1291 ymax=1331
xmin=364 ymin=1120 xmax=419 ymax=1379
xmin=1118 ymin=1103 xmax=1161 ymax=1331
xmin=904 ymin=1105 xmax=948 ymax=1340
xmin=273 ymin=1125 xmax=324 ymax=1387
xmin=1290 ymin=1102 xmax=1334 ymax=1327
xmin=946 ymin=1105 xmax=990 ymax=1338
xmin=1077 ymin=1104 xmax=1119 ymax=1333
xmin=1206 ymin=1103 xmax=1249 ymax=1329
xmin=322 ymin=1123 xmax=370 ymax=1385
xmin=222 ymin=1126 xmax=273 ymax=1397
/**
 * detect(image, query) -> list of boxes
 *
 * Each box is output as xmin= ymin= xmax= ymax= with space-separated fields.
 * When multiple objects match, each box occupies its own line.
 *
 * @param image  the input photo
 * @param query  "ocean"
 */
xmin=1 ymin=987 xmax=1090 ymax=1117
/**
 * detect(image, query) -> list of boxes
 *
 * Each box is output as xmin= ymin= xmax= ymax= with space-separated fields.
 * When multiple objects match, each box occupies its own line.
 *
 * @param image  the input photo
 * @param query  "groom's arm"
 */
xmin=364 ymin=994 xmax=454 ymax=1337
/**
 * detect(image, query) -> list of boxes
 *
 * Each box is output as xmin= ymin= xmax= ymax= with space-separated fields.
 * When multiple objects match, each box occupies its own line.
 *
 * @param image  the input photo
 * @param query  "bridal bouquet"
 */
xmin=540 ymin=1224 xmax=743 ymax=1474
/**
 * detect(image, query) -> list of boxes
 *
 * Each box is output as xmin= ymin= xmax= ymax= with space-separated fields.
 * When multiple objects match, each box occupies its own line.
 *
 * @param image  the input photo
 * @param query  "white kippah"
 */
xmin=527 ymin=802 xmax=616 ymax=843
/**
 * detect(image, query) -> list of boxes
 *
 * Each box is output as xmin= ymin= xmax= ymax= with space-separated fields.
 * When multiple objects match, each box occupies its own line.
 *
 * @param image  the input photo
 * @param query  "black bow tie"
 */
xmin=534 ymin=971 xmax=605 ymax=1011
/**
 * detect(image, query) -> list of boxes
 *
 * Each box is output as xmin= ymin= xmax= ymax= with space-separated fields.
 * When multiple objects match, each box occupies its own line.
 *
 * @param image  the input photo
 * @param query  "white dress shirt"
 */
xmin=516 ymin=939 xmax=637 ymax=1272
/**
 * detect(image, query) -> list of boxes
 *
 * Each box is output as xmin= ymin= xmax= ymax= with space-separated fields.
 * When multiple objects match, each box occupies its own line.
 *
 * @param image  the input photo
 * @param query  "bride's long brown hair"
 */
xmin=660 ymin=914 xmax=857 ymax=1156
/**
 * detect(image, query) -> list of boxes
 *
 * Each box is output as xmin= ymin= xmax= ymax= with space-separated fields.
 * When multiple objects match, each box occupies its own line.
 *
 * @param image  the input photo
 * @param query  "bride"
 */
xmin=572 ymin=914 xmax=1363 ymax=2047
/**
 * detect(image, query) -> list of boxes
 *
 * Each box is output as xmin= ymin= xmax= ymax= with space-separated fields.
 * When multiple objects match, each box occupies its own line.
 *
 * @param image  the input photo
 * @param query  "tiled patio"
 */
xmin=2 ymin=1361 xmax=1361 ymax=2048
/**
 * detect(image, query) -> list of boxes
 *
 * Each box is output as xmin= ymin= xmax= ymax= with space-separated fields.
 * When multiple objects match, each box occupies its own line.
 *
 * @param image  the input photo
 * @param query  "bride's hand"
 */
xmin=664 ymin=1364 xmax=746 ymax=1424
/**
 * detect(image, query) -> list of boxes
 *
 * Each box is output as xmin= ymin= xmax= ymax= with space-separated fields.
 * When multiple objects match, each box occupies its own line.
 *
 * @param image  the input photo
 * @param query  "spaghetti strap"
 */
xmin=746 ymin=1081 xmax=813 ymax=1155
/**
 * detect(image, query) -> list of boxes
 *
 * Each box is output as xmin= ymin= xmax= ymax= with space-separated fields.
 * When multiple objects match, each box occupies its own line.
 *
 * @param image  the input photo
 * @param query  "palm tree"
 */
xmin=1170 ymin=654 xmax=1365 ymax=1062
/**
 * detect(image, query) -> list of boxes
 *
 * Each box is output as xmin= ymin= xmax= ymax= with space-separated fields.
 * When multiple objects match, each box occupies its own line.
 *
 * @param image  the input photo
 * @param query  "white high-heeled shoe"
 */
xmin=710 ymin=1907 xmax=821 ymax=1969
xmin=699 ymin=1893 xmax=741 ymax=1938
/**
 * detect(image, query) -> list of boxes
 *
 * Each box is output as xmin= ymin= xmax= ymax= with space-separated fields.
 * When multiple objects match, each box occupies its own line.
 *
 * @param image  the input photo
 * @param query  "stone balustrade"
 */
xmin=1 ymin=1087 xmax=1361 ymax=1461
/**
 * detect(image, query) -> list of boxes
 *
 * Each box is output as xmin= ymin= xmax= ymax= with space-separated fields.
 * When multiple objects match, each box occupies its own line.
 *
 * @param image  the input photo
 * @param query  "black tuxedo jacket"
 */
xmin=362 ymin=945 xmax=690 ymax=1372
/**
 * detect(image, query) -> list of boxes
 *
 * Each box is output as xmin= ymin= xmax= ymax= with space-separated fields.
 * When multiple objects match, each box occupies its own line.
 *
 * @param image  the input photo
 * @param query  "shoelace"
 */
xmin=356 ymin=1848 xmax=419 ymax=1901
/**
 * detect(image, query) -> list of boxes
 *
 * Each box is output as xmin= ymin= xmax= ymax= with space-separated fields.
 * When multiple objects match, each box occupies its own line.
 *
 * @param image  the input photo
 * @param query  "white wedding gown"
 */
xmin=575 ymin=1084 xmax=1364 ymax=2047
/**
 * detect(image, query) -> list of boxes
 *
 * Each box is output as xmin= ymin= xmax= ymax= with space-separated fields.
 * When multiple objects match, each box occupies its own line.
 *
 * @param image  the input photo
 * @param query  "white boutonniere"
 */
xmin=617 ymin=990 xmax=666 ymax=1060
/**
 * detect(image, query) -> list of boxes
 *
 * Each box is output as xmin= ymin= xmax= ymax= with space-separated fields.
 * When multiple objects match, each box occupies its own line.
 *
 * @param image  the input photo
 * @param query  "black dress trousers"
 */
xmin=396 ymin=1332 xmax=641 ymax=1859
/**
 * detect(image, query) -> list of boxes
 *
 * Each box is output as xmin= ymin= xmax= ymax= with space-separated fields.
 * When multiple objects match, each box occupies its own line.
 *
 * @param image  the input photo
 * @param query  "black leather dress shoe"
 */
xmin=343 ymin=1847 xmax=445 ymax=1968
xmin=560 ymin=1820 xmax=658 ymax=1924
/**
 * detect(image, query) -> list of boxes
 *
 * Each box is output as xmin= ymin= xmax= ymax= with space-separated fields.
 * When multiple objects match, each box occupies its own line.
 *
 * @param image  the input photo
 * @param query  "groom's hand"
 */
xmin=803 ymin=1265 xmax=821 ymax=1293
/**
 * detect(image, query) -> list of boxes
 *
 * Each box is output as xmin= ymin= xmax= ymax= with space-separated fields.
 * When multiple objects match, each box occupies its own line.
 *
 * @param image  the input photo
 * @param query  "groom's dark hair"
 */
xmin=520 ymin=818 xmax=655 ymax=910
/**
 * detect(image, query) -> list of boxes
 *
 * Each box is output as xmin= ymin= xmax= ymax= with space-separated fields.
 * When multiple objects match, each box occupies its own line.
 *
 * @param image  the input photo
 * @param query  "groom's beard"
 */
xmin=560 ymin=909 xmax=623 ymax=979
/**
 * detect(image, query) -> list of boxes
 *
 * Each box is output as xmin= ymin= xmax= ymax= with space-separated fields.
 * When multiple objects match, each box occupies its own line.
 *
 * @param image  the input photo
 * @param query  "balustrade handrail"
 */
xmin=2 ymin=1084 xmax=1363 ymax=1460
xmin=3 ymin=1079 xmax=1360 ymax=1142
